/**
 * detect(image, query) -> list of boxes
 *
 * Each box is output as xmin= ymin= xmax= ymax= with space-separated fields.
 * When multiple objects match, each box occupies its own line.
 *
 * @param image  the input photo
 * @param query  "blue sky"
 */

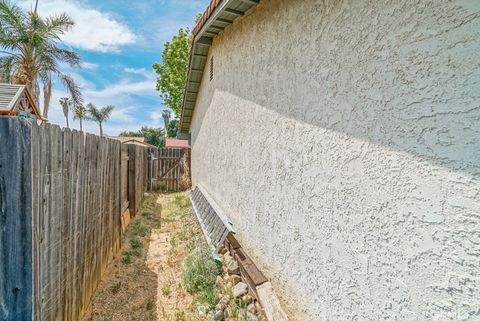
xmin=16 ymin=0 xmax=209 ymax=135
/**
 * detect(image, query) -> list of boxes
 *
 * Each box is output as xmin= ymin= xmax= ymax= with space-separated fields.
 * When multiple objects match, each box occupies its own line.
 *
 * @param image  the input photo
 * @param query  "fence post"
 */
xmin=147 ymin=150 xmax=153 ymax=191
xmin=127 ymin=144 xmax=138 ymax=216
xmin=0 ymin=117 xmax=33 ymax=321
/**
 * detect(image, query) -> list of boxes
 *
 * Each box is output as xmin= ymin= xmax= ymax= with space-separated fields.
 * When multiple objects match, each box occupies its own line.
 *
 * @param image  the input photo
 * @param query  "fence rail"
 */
xmin=0 ymin=117 xmax=178 ymax=321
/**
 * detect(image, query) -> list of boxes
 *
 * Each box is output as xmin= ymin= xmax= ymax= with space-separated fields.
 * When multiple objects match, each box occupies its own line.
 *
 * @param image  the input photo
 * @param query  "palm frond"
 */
xmin=60 ymin=96 xmax=70 ymax=118
xmin=58 ymin=72 xmax=83 ymax=106
xmin=0 ymin=55 xmax=16 ymax=82
xmin=0 ymin=1 xmax=82 ymax=119
xmin=50 ymin=47 xmax=80 ymax=67
xmin=87 ymin=103 xmax=114 ymax=123
xmin=0 ymin=1 xmax=27 ymax=35
xmin=43 ymin=13 xmax=74 ymax=39
xmin=72 ymin=103 xmax=87 ymax=120
xmin=42 ymin=77 xmax=51 ymax=119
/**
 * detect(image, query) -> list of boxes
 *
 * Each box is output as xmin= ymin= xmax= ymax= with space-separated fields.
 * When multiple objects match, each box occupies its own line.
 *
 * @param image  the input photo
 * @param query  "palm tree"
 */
xmin=87 ymin=103 xmax=114 ymax=136
xmin=162 ymin=109 xmax=171 ymax=130
xmin=59 ymin=97 xmax=71 ymax=128
xmin=0 ymin=1 xmax=83 ymax=119
xmin=73 ymin=103 xmax=87 ymax=131
xmin=162 ymin=109 xmax=171 ymax=145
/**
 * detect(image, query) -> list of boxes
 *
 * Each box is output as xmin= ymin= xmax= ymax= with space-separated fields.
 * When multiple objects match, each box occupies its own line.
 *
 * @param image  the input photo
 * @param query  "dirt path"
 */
xmin=146 ymin=193 xmax=205 ymax=321
xmin=83 ymin=192 xmax=267 ymax=321
xmin=83 ymin=192 xmax=205 ymax=321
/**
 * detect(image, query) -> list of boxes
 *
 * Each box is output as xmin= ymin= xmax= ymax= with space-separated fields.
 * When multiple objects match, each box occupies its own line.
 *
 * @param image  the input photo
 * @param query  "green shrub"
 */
xmin=122 ymin=252 xmax=131 ymax=264
xmin=183 ymin=245 xmax=219 ymax=308
xmin=174 ymin=194 xmax=189 ymax=208
xmin=130 ymin=238 xmax=143 ymax=256
xmin=130 ymin=237 xmax=143 ymax=249
xmin=129 ymin=220 xmax=149 ymax=237
xmin=175 ymin=310 xmax=185 ymax=321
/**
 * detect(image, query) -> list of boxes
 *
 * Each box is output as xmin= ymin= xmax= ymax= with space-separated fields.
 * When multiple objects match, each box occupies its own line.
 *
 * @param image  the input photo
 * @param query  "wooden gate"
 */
xmin=148 ymin=148 xmax=190 ymax=191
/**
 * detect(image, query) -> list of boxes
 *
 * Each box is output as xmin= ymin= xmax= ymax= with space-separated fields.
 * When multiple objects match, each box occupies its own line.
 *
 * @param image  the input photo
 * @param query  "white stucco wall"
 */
xmin=189 ymin=0 xmax=480 ymax=320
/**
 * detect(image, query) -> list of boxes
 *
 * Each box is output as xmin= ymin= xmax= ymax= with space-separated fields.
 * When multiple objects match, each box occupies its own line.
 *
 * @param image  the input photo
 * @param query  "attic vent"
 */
xmin=210 ymin=56 xmax=214 ymax=82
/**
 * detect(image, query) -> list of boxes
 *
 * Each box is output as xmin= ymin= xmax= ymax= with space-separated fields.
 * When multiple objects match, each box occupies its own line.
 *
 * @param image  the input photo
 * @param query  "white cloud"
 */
xmin=150 ymin=111 xmax=163 ymax=126
xmin=124 ymin=67 xmax=150 ymax=76
xmin=85 ymin=68 xmax=157 ymax=99
xmin=82 ymin=62 xmax=99 ymax=70
xmin=18 ymin=0 xmax=137 ymax=52
xmin=46 ymin=67 xmax=161 ymax=135
xmin=86 ymin=78 xmax=156 ymax=100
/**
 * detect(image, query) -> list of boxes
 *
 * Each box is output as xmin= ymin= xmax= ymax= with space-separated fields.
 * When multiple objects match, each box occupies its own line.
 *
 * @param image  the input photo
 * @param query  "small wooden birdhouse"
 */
xmin=0 ymin=83 xmax=46 ymax=121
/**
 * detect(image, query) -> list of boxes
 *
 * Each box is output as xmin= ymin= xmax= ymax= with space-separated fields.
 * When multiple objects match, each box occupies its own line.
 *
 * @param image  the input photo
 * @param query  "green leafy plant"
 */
xmin=87 ymin=103 xmax=114 ymax=136
xmin=183 ymin=245 xmax=220 ymax=308
xmin=121 ymin=252 xmax=131 ymax=265
xmin=152 ymin=28 xmax=191 ymax=117
xmin=167 ymin=119 xmax=179 ymax=138
xmin=128 ymin=220 xmax=149 ymax=237
xmin=161 ymin=282 xmax=171 ymax=296
xmin=130 ymin=237 xmax=143 ymax=257
xmin=73 ymin=104 xmax=88 ymax=131
xmin=119 ymin=126 xmax=165 ymax=148
xmin=175 ymin=310 xmax=185 ymax=321
xmin=0 ymin=1 xmax=83 ymax=118
xmin=174 ymin=194 xmax=189 ymax=209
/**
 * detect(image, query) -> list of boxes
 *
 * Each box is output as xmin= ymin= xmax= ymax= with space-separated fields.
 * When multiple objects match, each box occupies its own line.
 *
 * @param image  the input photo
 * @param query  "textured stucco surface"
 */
xmin=189 ymin=0 xmax=480 ymax=320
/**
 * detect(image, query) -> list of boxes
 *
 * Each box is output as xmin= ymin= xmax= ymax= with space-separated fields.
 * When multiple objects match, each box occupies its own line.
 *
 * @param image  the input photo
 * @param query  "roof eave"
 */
xmin=178 ymin=0 xmax=260 ymax=136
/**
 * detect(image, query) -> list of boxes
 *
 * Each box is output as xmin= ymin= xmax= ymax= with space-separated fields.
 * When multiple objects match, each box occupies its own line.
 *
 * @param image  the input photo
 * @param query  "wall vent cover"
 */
xmin=210 ymin=56 xmax=214 ymax=82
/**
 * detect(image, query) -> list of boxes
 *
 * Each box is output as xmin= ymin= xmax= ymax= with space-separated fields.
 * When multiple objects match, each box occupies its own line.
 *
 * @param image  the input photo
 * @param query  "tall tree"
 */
xmin=119 ymin=126 xmax=165 ymax=148
xmin=0 ymin=1 xmax=83 ymax=119
xmin=152 ymin=28 xmax=191 ymax=117
xmin=87 ymin=103 xmax=114 ymax=136
xmin=162 ymin=109 xmax=171 ymax=130
xmin=59 ymin=97 xmax=70 ymax=128
xmin=167 ymin=119 xmax=179 ymax=138
xmin=73 ymin=103 xmax=87 ymax=131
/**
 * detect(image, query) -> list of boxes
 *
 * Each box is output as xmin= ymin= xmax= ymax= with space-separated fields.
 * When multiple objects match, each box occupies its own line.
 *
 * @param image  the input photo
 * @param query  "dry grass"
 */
xmin=82 ymin=191 xmax=216 ymax=321
xmin=82 ymin=195 xmax=162 ymax=321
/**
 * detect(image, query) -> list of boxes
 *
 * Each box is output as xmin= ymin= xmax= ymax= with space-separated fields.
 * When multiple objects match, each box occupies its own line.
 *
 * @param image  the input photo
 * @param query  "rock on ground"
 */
xmin=227 ymin=260 xmax=240 ymax=275
xmin=232 ymin=282 xmax=248 ymax=298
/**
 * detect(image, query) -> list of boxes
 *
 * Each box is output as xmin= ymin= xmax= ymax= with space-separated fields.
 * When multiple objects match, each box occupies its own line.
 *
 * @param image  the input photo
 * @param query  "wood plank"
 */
xmin=0 ymin=118 xmax=33 ymax=321
xmin=256 ymin=282 xmax=289 ymax=321
xmin=227 ymin=234 xmax=242 ymax=249
xmin=234 ymin=248 xmax=268 ymax=286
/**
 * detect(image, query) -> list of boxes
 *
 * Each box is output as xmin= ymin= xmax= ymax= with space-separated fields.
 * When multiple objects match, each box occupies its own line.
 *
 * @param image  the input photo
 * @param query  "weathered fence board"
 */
xmin=0 ymin=117 xmax=156 ymax=321
xmin=121 ymin=144 xmax=129 ymax=213
xmin=31 ymin=123 xmax=123 ymax=321
xmin=0 ymin=118 xmax=33 ymax=321
xmin=149 ymin=147 xmax=190 ymax=191
xmin=128 ymin=144 xmax=149 ymax=216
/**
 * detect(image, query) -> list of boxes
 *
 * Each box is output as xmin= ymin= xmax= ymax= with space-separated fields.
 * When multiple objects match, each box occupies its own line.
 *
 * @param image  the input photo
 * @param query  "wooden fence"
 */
xmin=149 ymin=147 xmax=190 ymax=191
xmin=0 ymin=118 xmax=153 ymax=321
xmin=128 ymin=144 xmax=149 ymax=216
xmin=31 ymin=124 xmax=123 ymax=321
xmin=0 ymin=117 xmax=33 ymax=321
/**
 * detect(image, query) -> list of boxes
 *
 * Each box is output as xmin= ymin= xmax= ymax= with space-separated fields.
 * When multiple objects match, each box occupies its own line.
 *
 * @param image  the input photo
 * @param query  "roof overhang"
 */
xmin=178 ymin=0 xmax=260 ymax=135
xmin=0 ymin=83 xmax=46 ymax=121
